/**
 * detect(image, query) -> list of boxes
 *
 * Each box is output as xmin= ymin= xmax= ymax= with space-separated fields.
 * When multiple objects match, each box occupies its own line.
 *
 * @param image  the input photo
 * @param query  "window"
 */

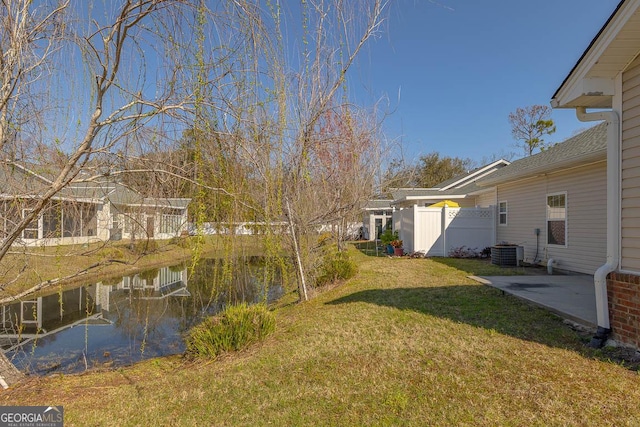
xmin=124 ymin=213 xmax=144 ymax=235
xmin=547 ymin=193 xmax=566 ymax=246
xmin=42 ymin=204 xmax=62 ymax=238
xmin=161 ymin=214 xmax=182 ymax=234
xmin=22 ymin=209 xmax=38 ymax=239
xmin=498 ymin=201 xmax=507 ymax=225
xmin=81 ymin=204 xmax=97 ymax=237
xmin=0 ymin=201 xmax=10 ymax=238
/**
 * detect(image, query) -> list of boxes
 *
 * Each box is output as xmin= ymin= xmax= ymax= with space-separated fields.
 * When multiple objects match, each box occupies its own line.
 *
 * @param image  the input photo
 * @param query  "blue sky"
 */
xmin=352 ymin=0 xmax=621 ymax=163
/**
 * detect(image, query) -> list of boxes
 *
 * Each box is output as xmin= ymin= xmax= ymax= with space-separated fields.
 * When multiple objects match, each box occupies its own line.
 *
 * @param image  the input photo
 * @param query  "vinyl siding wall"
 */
xmin=622 ymin=56 xmax=640 ymax=272
xmin=476 ymin=188 xmax=497 ymax=208
xmin=495 ymin=162 xmax=606 ymax=274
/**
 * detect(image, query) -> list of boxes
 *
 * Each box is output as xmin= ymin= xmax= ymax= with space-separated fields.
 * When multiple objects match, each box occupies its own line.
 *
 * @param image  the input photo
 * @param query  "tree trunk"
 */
xmin=286 ymin=199 xmax=308 ymax=302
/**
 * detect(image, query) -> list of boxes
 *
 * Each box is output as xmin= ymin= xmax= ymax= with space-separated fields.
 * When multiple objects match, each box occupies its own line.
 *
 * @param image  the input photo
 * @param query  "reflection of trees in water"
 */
xmin=2 ymin=256 xmax=286 ymax=373
xmin=187 ymin=256 xmax=280 ymax=313
xmin=105 ymin=257 xmax=282 ymax=350
xmin=108 ymin=290 xmax=175 ymax=353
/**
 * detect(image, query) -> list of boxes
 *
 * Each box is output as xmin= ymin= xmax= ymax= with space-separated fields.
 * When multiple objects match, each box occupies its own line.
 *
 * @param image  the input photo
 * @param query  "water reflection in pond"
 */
xmin=1 ymin=257 xmax=284 ymax=375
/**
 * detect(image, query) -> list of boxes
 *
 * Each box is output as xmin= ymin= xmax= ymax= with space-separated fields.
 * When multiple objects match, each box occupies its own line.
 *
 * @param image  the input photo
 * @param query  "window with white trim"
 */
xmin=22 ymin=209 xmax=38 ymax=239
xmin=161 ymin=214 xmax=182 ymax=234
xmin=547 ymin=193 xmax=566 ymax=246
xmin=42 ymin=204 xmax=62 ymax=238
xmin=498 ymin=201 xmax=507 ymax=225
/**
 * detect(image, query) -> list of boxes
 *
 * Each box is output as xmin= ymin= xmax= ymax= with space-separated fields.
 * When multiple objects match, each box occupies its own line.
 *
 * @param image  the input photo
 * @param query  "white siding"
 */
xmin=622 ymin=56 xmax=640 ymax=271
xmin=495 ymin=162 xmax=606 ymax=274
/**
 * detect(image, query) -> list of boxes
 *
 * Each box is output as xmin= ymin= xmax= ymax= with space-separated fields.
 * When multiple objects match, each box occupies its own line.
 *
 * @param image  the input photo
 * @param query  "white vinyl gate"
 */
xmin=393 ymin=206 xmax=495 ymax=256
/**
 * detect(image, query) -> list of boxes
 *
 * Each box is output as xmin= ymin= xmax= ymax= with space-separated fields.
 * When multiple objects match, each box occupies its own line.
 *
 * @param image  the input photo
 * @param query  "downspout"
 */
xmin=576 ymin=107 xmax=620 ymax=347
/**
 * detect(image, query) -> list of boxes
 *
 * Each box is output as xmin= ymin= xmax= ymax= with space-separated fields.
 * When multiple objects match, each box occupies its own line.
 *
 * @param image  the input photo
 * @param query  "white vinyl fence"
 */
xmin=393 ymin=206 xmax=495 ymax=256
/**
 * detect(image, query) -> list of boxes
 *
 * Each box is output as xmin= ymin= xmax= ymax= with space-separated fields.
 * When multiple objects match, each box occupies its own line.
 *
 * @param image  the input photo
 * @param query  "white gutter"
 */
xmin=575 ymin=107 xmax=620 ymax=335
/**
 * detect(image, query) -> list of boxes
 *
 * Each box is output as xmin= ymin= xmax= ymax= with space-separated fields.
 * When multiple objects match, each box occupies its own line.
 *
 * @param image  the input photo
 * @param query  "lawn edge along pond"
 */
xmin=2 ymin=245 xmax=640 ymax=426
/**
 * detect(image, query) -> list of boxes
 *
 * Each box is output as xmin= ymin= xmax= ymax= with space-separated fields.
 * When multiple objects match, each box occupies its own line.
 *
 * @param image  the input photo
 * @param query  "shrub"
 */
xmin=185 ymin=303 xmax=275 ymax=359
xmin=130 ymin=239 xmax=159 ymax=255
xmin=169 ymin=236 xmax=191 ymax=248
xmin=96 ymin=246 xmax=125 ymax=261
xmin=316 ymin=249 xmax=357 ymax=286
xmin=379 ymin=229 xmax=398 ymax=246
xmin=449 ymin=246 xmax=480 ymax=258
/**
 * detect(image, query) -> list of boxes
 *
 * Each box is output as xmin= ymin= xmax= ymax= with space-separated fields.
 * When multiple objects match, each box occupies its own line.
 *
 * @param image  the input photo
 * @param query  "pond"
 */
xmin=0 ymin=256 xmax=284 ymax=375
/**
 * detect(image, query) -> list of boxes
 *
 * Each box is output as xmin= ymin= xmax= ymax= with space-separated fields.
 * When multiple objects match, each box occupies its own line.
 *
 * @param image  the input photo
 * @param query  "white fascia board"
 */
xmin=402 ymin=195 xmax=466 ymax=202
xmin=440 ymin=159 xmax=510 ymax=191
xmin=552 ymin=78 xmax=615 ymax=109
xmin=552 ymin=0 xmax=638 ymax=108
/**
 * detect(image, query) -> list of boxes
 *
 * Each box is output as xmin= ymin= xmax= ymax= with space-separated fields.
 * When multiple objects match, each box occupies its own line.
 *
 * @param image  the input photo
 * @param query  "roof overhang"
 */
xmin=391 ymin=194 xmax=468 ymax=206
xmin=467 ymin=186 xmax=497 ymax=197
xmin=552 ymin=0 xmax=640 ymax=109
xmin=478 ymin=150 xmax=606 ymax=187
xmin=439 ymin=159 xmax=510 ymax=191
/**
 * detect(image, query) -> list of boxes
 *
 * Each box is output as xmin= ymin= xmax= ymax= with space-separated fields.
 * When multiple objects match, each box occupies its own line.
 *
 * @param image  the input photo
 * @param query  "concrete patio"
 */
xmin=471 ymin=273 xmax=597 ymax=328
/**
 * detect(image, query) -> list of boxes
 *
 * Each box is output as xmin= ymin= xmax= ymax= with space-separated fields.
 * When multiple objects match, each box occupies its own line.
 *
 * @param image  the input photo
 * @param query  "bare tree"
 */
xmin=508 ymin=104 xmax=556 ymax=156
xmin=189 ymin=0 xmax=388 ymax=301
xmin=0 ymin=0 xmax=388 ymax=304
xmin=382 ymin=152 xmax=473 ymax=191
xmin=0 ymin=1 xmax=193 ymax=289
xmin=279 ymin=1 xmax=388 ymax=300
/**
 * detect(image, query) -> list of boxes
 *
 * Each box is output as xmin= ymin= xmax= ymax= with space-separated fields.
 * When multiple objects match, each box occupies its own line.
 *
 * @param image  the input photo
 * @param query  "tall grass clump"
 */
xmin=185 ymin=303 xmax=275 ymax=358
xmin=316 ymin=247 xmax=357 ymax=286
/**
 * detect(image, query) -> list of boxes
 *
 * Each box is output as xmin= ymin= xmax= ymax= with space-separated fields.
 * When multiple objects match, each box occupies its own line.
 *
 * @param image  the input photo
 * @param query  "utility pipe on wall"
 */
xmin=576 ymin=107 xmax=620 ymax=339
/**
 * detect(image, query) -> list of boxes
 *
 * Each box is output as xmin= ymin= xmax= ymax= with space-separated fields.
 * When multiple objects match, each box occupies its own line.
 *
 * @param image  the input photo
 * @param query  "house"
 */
xmin=390 ymin=159 xmax=510 ymax=209
xmin=476 ymin=123 xmax=608 ymax=275
xmin=390 ymin=160 xmax=509 ymax=255
xmin=550 ymin=0 xmax=640 ymax=347
xmin=361 ymin=199 xmax=394 ymax=240
xmin=70 ymin=180 xmax=191 ymax=242
xmin=0 ymin=162 xmax=190 ymax=246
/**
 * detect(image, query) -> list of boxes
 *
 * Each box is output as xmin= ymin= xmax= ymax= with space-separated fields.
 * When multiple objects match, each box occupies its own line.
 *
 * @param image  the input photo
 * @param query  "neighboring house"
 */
xmin=390 ymin=159 xmax=510 ymax=209
xmin=71 ymin=181 xmax=190 ymax=242
xmin=476 ymin=123 xmax=608 ymax=275
xmin=361 ymin=199 xmax=394 ymax=240
xmin=550 ymin=0 xmax=640 ymax=347
xmin=390 ymin=160 xmax=509 ymax=255
xmin=0 ymin=163 xmax=190 ymax=246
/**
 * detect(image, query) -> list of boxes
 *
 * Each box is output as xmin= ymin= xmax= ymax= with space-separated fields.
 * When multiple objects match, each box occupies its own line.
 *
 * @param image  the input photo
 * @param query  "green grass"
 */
xmin=186 ymin=303 xmax=276 ymax=358
xmin=3 ymin=248 xmax=640 ymax=426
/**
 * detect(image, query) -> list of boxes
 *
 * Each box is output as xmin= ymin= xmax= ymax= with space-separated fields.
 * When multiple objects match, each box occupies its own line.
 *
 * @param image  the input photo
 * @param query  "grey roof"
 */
xmin=391 ymin=183 xmax=483 ymax=201
xmin=477 ymin=122 xmax=607 ymax=187
xmin=431 ymin=159 xmax=509 ymax=190
xmin=388 ymin=159 xmax=509 ymax=203
xmin=0 ymin=162 xmax=190 ymax=210
xmin=390 ymin=188 xmax=439 ymax=200
xmin=70 ymin=181 xmax=190 ymax=209
xmin=0 ymin=162 xmax=94 ymax=202
xmin=364 ymin=199 xmax=394 ymax=210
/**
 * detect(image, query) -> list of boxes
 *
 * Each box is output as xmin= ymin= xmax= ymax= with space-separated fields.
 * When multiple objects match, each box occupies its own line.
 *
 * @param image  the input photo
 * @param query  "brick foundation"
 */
xmin=607 ymin=272 xmax=640 ymax=348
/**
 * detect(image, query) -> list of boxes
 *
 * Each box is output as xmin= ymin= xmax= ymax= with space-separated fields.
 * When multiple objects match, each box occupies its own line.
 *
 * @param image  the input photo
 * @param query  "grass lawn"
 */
xmin=2 ymin=247 xmax=639 ymax=426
